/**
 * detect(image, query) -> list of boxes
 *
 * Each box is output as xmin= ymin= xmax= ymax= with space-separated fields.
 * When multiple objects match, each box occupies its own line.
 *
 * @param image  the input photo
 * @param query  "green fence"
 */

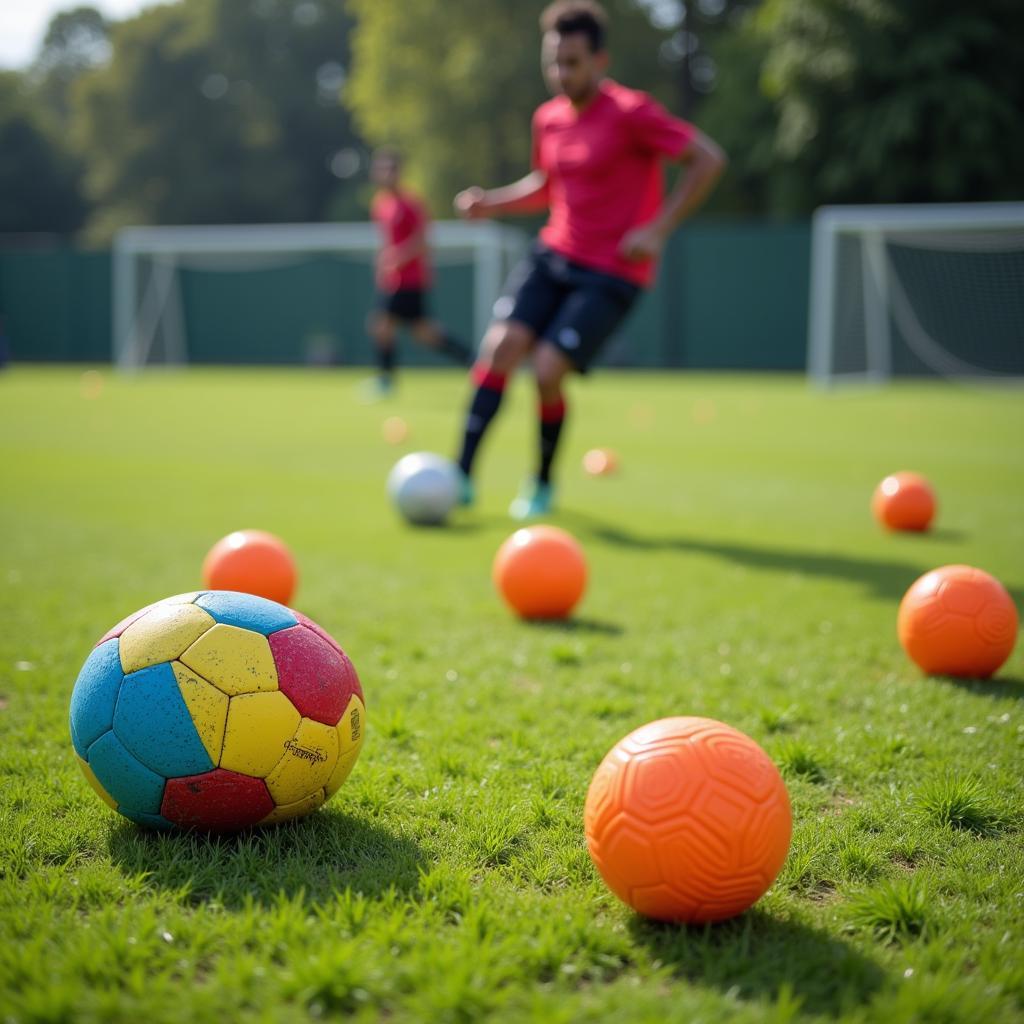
xmin=0 ymin=223 xmax=810 ymax=370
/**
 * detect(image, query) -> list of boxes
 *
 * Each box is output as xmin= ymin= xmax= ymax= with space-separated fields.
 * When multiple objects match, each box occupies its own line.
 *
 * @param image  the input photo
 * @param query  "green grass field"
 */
xmin=2 ymin=366 xmax=1022 ymax=1024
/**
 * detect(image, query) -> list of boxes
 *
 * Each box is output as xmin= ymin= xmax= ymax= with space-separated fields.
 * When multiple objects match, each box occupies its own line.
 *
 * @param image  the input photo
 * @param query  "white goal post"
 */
xmin=112 ymin=221 xmax=528 ymax=371
xmin=807 ymin=203 xmax=1024 ymax=387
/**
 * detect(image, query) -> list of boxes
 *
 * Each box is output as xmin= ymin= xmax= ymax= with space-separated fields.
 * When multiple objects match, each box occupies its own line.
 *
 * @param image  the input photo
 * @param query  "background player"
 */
xmin=367 ymin=147 xmax=472 ymax=396
xmin=453 ymin=0 xmax=726 ymax=518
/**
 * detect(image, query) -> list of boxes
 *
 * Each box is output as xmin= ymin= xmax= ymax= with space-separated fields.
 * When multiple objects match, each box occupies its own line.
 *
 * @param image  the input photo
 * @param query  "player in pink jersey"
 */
xmin=367 ymin=148 xmax=471 ymax=397
xmin=453 ymin=0 xmax=725 ymax=518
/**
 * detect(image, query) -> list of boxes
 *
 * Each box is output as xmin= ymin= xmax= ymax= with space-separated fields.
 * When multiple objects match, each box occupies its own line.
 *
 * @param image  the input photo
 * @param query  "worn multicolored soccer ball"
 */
xmin=69 ymin=591 xmax=365 ymax=831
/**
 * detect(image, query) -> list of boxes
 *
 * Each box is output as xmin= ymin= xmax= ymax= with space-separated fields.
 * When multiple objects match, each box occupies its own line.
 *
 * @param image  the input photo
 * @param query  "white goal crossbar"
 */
xmin=807 ymin=203 xmax=1024 ymax=387
xmin=112 ymin=221 xmax=528 ymax=371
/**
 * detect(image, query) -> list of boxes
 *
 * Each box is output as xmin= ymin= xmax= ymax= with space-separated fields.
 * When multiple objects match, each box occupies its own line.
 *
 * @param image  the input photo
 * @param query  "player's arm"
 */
xmin=381 ymin=225 xmax=428 ymax=271
xmin=454 ymin=171 xmax=549 ymax=220
xmin=619 ymin=130 xmax=727 ymax=262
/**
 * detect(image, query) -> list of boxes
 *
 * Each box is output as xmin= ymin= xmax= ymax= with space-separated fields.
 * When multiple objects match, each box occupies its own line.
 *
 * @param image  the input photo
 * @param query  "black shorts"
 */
xmin=377 ymin=288 xmax=426 ymax=322
xmin=495 ymin=244 xmax=641 ymax=372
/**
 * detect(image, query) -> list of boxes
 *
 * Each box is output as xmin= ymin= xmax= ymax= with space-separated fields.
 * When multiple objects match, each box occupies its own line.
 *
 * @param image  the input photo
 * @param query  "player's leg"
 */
xmin=454 ymin=246 xmax=566 ymax=504
xmin=535 ymin=341 xmax=574 ymax=481
xmin=508 ymin=342 xmax=573 ymax=520
xmin=408 ymin=317 xmax=473 ymax=366
xmin=366 ymin=305 xmax=399 ymax=396
xmin=455 ymin=319 xmax=535 ymax=500
xmin=510 ymin=276 xmax=640 ymax=519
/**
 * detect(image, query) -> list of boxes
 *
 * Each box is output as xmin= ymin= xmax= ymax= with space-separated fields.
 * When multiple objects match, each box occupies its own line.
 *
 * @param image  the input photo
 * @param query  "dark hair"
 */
xmin=540 ymin=1 xmax=608 ymax=52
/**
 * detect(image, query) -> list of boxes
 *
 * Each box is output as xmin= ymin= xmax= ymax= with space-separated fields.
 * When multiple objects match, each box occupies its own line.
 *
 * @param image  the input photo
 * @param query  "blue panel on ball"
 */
xmin=86 ymin=730 xmax=165 ymax=814
xmin=70 ymin=715 xmax=85 ymax=760
xmin=69 ymin=638 xmax=124 ymax=755
xmin=195 ymin=591 xmax=297 ymax=635
xmin=120 ymin=809 xmax=175 ymax=831
xmin=113 ymin=662 xmax=215 ymax=778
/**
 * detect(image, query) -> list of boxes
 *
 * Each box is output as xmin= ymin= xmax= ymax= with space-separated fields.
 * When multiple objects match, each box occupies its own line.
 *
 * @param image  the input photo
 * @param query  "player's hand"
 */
xmin=454 ymin=187 xmax=488 ymax=219
xmin=378 ymin=247 xmax=400 ymax=273
xmin=618 ymin=224 xmax=665 ymax=262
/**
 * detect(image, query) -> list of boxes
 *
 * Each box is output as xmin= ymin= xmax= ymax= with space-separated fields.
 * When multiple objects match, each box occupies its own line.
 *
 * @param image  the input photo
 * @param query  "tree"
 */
xmin=0 ymin=72 xmax=85 ymax=234
xmin=30 ymin=6 xmax=110 ymax=131
xmin=636 ymin=0 xmax=761 ymax=119
xmin=72 ymin=0 xmax=365 ymax=240
xmin=346 ymin=0 xmax=676 ymax=213
xmin=702 ymin=0 xmax=1024 ymax=215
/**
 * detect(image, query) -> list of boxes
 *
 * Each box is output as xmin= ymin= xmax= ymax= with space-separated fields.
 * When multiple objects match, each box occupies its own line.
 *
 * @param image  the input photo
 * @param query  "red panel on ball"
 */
xmin=269 ymin=625 xmax=363 ymax=725
xmin=96 ymin=603 xmax=158 ymax=646
xmin=161 ymin=768 xmax=274 ymax=832
xmin=293 ymin=612 xmax=344 ymax=656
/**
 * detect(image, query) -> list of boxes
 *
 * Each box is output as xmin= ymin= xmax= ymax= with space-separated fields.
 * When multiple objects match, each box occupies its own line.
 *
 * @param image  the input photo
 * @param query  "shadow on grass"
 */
xmin=922 ymin=527 xmax=968 ymax=542
xmin=565 ymin=512 xmax=1024 ymax=608
xmin=521 ymin=616 xmax=624 ymax=635
xmin=107 ymin=809 xmax=424 ymax=909
xmin=401 ymin=520 xmax=486 ymax=535
xmin=629 ymin=908 xmax=884 ymax=1017
xmin=932 ymin=674 xmax=1024 ymax=700
xmin=565 ymin=512 xmax=932 ymax=602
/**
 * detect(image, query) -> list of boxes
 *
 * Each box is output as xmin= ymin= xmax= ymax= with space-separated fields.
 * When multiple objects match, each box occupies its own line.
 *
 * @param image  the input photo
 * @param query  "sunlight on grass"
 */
xmin=1 ymin=369 xmax=1022 ymax=1023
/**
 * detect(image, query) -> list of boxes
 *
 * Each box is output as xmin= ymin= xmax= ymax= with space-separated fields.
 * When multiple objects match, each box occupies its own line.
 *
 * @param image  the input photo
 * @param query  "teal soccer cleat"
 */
xmin=509 ymin=480 xmax=553 ymax=520
xmin=458 ymin=471 xmax=476 ymax=507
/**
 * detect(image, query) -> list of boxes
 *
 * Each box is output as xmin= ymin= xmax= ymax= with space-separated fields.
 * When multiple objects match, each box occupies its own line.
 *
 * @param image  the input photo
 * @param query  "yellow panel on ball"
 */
xmin=76 ymin=754 xmax=118 ymax=810
xmin=265 ymin=718 xmax=339 ymax=806
xmin=325 ymin=694 xmax=365 ymax=797
xmin=179 ymin=623 xmax=278 ymax=696
xmin=119 ymin=603 xmax=215 ymax=674
xmin=259 ymin=788 xmax=327 ymax=826
xmin=172 ymin=661 xmax=229 ymax=764
xmin=220 ymin=691 xmax=301 ymax=776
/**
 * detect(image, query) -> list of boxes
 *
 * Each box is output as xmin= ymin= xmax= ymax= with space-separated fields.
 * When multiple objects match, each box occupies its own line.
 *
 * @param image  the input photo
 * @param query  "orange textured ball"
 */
xmin=872 ymin=471 xmax=936 ymax=531
xmin=897 ymin=564 xmax=1018 ymax=678
xmin=582 ymin=448 xmax=619 ymax=476
xmin=585 ymin=717 xmax=792 ymax=923
xmin=202 ymin=529 xmax=298 ymax=606
xmin=492 ymin=525 xmax=587 ymax=619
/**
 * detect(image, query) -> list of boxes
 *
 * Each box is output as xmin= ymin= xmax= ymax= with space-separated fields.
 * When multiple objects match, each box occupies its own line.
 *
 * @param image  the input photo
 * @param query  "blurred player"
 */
xmin=366 ymin=147 xmax=472 ymax=396
xmin=453 ymin=0 xmax=726 ymax=518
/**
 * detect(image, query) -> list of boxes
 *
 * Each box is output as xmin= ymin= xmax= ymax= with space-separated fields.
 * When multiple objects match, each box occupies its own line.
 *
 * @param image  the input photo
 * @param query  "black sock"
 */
xmin=538 ymin=397 xmax=566 ymax=485
xmin=458 ymin=367 xmax=507 ymax=476
xmin=377 ymin=345 xmax=395 ymax=378
xmin=438 ymin=333 xmax=474 ymax=367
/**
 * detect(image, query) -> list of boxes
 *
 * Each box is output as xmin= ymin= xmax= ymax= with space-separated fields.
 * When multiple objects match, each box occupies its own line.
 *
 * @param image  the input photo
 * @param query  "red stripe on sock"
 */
xmin=472 ymin=364 xmax=507 ymax=391
xmin=539 ymin=398 xmax=566 ymax=424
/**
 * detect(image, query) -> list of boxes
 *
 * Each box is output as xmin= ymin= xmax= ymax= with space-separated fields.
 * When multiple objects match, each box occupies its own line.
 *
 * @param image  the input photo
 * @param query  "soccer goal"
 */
xmin=111 ymin=221 xmax=528 ymax=371
xmin=807 ymin=203 xmax=1024 ymax=387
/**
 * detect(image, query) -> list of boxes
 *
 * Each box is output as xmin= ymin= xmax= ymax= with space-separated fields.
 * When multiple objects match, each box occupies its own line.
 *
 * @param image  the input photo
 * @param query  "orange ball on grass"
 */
xmin=202 ymin=529 xmax=298 ymax=606
xmin=492 ymin=525 xmax=587 ymax=620
xmin=585 ymin=716 xmax=792 ymax=923
xmin=897 ymin=564 xmax=1018 ymax=678
xmin=872 ymin=471 xmax=936 ymax=531
xmin=582 ymin=448 xmax=619 ymax=476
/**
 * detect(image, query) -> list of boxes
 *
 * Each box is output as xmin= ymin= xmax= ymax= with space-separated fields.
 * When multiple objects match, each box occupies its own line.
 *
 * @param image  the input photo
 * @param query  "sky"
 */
xmin=0 ymin=0 xmax=164 ymax=70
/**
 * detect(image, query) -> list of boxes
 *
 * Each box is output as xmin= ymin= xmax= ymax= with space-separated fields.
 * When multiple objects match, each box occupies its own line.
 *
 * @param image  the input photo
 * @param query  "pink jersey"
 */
xmin=371 ymin=189 xmax=431 ymax=292
xmin=532 ymin=79 xmax=695 ymax=288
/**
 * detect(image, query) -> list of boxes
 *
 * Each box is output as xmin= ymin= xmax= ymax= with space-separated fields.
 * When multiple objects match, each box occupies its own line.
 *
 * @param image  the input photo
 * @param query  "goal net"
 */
xmin=112 ymin=221 xmax=528 ymax=370
xmin=807 ymin=203 xmax=1024 ymax=386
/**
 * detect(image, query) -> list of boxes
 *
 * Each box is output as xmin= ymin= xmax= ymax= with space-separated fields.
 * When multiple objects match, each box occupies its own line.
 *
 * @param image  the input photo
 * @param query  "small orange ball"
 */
xmin=585 ymin=717 xmax=792 ymax=923
xmin=202 ymin=529 xmax=298 ymax=606
xmin=872 ymin=471 xmax=936 ymax=531
xmin=382 ymin=416 xmax=409 ymax=445
xmin=898 ymin=564 xmax=1018 ymax=678
xmin=492 ymin=525 xmax=587 ymax=619
xmin=582 ymin=448 xmax=619 ymax=476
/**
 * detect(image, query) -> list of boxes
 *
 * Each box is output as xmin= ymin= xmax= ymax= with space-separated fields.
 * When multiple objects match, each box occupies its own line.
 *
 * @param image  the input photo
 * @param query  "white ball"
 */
xmin=387 ymin=452 xmax=460 ymax=525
